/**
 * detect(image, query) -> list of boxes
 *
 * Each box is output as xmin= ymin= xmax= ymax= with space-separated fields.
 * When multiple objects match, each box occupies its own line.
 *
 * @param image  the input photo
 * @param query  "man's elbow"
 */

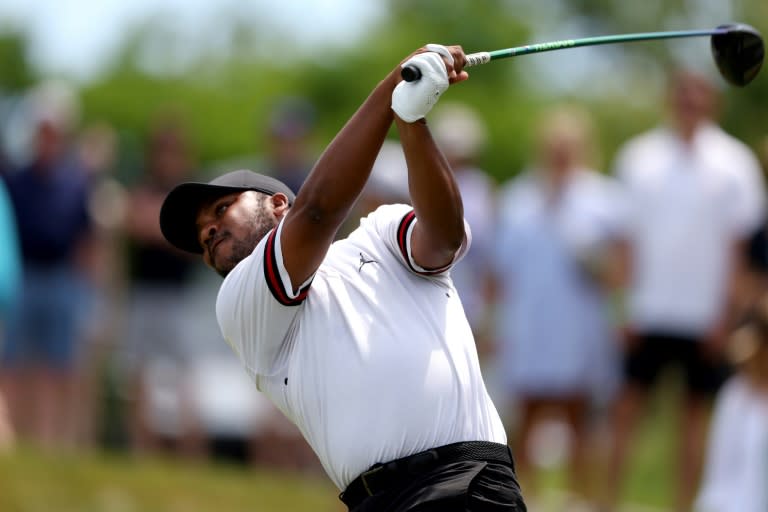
xmin=433 ymin=224 xmax=466 ymax=258
xmin=448 ymin=215 xmax=468 ymax=247
xmin=446 ymin=226 xmax=466 ymax=253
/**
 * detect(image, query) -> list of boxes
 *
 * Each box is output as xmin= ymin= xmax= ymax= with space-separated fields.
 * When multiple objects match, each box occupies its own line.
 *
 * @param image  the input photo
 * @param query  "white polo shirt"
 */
xmin=695 ymin=376 xmax=768 ymax=512
xmin=614 ymin=122 xmax=766 ymax=333
xmin=215 ymin=204 xmax=506 ymax=490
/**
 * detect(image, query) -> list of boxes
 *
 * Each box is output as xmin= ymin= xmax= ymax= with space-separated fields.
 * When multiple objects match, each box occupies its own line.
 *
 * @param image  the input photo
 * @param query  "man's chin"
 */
xmin=211 ymin=236 xmax=261 ymax=278
xmin=212 ymin=256 xmax=236 ymax=278
xmin=209 ymin=253 xmax=235 ymax=278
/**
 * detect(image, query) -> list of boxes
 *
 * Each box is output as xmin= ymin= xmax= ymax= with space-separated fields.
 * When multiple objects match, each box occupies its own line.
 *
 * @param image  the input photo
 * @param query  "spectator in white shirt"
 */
xmin=695 ymin=295 xmax=768 ymax=512
xmin=604 ymin=68 xmax=766 ymax=512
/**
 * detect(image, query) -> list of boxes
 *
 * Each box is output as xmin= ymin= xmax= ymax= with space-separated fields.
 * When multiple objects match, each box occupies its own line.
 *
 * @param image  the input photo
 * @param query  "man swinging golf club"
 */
xmin=159 ymin=44 xmax=526 ymax=511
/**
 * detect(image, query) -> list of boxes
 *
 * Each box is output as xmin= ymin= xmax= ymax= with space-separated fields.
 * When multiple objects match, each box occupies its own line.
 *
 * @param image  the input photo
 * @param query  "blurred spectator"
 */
xmin=491 ymin=105 xmax=623 ymax=507
xmin=694 ymin=295 xmax=768 ymax=512
xmin=262 ymin=96 xmax=317 ymax=194
xmin=0 ymin=176 xmax=21 ymax=450
xmin=74 ymin=121 xmax=123 ymax=447
xmin=181 ymin=271 xmax=321 ymax=472
xmin=119 ymin=116 xmax=205 ymax=458
xmin=743 ymin=135 xmax=768 ymax=308
xmin=118 ymin=118 xmax=318 ymax=470
xmin=431 ymin=103 xmax=496 ymax=349
xmin=0 ymin=80 xmax=95 ymax=448
xmin=342 ymin=139 xmax=410 ymax=233
xmin=604 ymin=68 xmax=767 ymax=512
xmin=185 ymin=348 xmax=314 ymax=470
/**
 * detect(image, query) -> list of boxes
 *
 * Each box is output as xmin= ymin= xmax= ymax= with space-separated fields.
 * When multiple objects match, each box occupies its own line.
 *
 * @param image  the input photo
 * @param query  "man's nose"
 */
xmin=200 ymin=222 xmax=217 ymax=247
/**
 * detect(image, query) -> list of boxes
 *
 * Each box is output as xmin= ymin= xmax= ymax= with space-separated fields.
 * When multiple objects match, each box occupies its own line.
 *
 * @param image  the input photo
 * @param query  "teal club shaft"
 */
xmin=466 ymin=28 xmax=726 ymax=67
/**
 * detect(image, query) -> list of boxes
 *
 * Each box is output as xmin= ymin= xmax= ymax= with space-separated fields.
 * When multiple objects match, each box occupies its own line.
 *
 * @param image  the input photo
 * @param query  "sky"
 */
xmin=0 ymin=0 xmax=383 ymax=81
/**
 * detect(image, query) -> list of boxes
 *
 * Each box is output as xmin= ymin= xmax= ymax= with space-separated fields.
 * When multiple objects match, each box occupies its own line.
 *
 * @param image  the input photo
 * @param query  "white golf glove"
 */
xmin=392 ymin=44 xmax=453 ymax=122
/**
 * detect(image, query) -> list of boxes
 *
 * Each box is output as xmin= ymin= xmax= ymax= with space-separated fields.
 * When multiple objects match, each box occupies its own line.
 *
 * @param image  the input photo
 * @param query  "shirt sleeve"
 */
xmin=727 ymin=148 xmax=767 ymax=238
xmin=366 ymin=204 xmax=471 ymax=276
xmin=215 ymin=218 xmax=312 ymax=380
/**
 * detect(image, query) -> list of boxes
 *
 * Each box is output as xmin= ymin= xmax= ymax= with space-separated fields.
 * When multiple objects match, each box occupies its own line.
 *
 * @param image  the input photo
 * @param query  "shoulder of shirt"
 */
xmin=500 ymin=170 xmax=536 ymax=194
xmin=575 ymin=166 xmax=610 ymax=181
xmin=456 ymin=166 xmax=495 ymax=188
xmin=700 ymin=122 xmax=758 ymax=158
xmin=497 ymin=171 xmax=539 ymax=216
xmin=618 ymin=126 xmax=669 ymax=156
xmin=611 ymin=127 xmax=670 ymax=178
xmin=574 ymin=167 xmax=620 ymax=192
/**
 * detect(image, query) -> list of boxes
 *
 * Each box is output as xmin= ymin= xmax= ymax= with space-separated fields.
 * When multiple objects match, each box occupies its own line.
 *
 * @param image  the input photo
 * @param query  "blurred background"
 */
xmin=0 ymin=1 xmax=767 ymax=511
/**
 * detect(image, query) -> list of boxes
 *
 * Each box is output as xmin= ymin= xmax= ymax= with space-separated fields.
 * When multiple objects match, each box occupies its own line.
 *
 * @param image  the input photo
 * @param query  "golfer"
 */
xmin=160 ymin=44 xmax=525 ymax=511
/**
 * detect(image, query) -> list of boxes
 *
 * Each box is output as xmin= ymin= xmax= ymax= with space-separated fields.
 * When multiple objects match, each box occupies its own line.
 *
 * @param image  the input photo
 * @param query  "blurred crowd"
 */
xmin=1 ymin=67 xmax=768 ymax=512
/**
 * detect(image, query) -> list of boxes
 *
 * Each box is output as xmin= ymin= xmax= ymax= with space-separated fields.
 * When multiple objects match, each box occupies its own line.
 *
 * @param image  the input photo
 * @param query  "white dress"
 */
xmin=492 ymin=168 xmax=623 ymax=402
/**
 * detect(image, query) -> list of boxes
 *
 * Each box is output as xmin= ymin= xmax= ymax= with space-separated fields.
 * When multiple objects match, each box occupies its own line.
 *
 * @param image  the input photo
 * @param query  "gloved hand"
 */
xmin=391 ymin=44 xmax=453 ymax=122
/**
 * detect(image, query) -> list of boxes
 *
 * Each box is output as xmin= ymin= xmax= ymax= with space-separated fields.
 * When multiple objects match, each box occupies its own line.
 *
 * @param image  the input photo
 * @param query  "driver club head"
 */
xmin=711 ymin=23 xmax=764 ymax=86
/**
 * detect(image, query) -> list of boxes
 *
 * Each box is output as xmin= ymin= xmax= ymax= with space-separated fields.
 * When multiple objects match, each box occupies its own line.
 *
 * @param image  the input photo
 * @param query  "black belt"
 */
xmin=340 ymin=441 xmax=513 ymax=509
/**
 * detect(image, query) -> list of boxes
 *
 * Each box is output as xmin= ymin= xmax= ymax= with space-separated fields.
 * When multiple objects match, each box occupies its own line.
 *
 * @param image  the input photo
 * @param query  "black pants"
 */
xmin=341 ymin=443 xmax=526 ymax=511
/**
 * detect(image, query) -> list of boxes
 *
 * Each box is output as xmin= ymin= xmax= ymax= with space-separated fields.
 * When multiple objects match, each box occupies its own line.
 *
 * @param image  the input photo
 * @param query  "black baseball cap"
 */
xmin=160 ymin=169 xmax=296 ymax=254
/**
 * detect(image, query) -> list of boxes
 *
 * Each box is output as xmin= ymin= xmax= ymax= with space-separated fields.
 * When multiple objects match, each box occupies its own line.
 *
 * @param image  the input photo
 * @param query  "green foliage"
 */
xmin=0 ymin=31 xmax=34 ymax=92
xmin=5 ymin=0 xmax=768 ymax=185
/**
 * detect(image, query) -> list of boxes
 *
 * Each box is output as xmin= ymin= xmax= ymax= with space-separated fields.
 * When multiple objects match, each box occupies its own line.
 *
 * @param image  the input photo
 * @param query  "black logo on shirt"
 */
xmin=358 ymin=252 xmax=377 ymax=272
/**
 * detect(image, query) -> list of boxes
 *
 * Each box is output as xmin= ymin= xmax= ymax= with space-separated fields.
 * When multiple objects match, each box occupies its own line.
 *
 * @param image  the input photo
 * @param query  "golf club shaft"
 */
xmin=402 ymin=28 xmax=729 ymax=81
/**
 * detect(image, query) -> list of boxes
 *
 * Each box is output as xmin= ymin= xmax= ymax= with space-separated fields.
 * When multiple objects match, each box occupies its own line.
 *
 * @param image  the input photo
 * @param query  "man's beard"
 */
xmin=214 ymin=201 xmax=277 ymax=278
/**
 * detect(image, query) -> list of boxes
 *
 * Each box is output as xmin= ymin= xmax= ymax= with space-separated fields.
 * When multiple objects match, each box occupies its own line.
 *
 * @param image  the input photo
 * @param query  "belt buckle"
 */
xmin=360 ymin=465 xmax=384 ymax=497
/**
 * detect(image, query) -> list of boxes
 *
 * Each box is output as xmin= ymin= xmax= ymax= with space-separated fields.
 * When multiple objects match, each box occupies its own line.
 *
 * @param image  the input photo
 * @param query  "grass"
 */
xmin=530 ymin=375 xmax=688 ymax=512
xmin=0 ymin=448 xmax=342 ymax=512
xmin=0 ymin=381 xmax=688 ymax=512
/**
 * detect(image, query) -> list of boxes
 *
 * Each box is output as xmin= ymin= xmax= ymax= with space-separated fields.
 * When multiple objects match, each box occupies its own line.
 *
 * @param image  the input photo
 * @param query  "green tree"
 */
xmin=67 ymin=0 xmax=768 ymax=183
xmin=0 ymin=31 xmax=34 ymax=92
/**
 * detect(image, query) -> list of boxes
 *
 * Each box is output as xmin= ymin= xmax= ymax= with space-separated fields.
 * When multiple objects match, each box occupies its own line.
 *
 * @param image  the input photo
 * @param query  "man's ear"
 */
xmin=270 ymin=192 xmax=291 ymax=218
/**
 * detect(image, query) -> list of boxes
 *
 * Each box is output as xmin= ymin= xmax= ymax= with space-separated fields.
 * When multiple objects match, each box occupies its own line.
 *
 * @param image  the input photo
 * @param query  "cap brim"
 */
xmin=160 ymin=182 xmax=252 ymax=254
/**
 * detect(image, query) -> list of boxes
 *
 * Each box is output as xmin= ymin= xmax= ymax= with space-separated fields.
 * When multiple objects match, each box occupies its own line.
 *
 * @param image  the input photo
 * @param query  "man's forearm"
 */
xmin=279 ymin=67 xmax=403 ymax=289
xmin=396 ymin=117 xmax=465 ymax=268
xmin=293 ymin=71 xmax=400 ymax=229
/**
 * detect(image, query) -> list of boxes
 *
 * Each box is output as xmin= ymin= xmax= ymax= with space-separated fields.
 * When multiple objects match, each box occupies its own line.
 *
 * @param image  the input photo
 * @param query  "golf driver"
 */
xmin=401 ymin=23 xmax=764 ymax=87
